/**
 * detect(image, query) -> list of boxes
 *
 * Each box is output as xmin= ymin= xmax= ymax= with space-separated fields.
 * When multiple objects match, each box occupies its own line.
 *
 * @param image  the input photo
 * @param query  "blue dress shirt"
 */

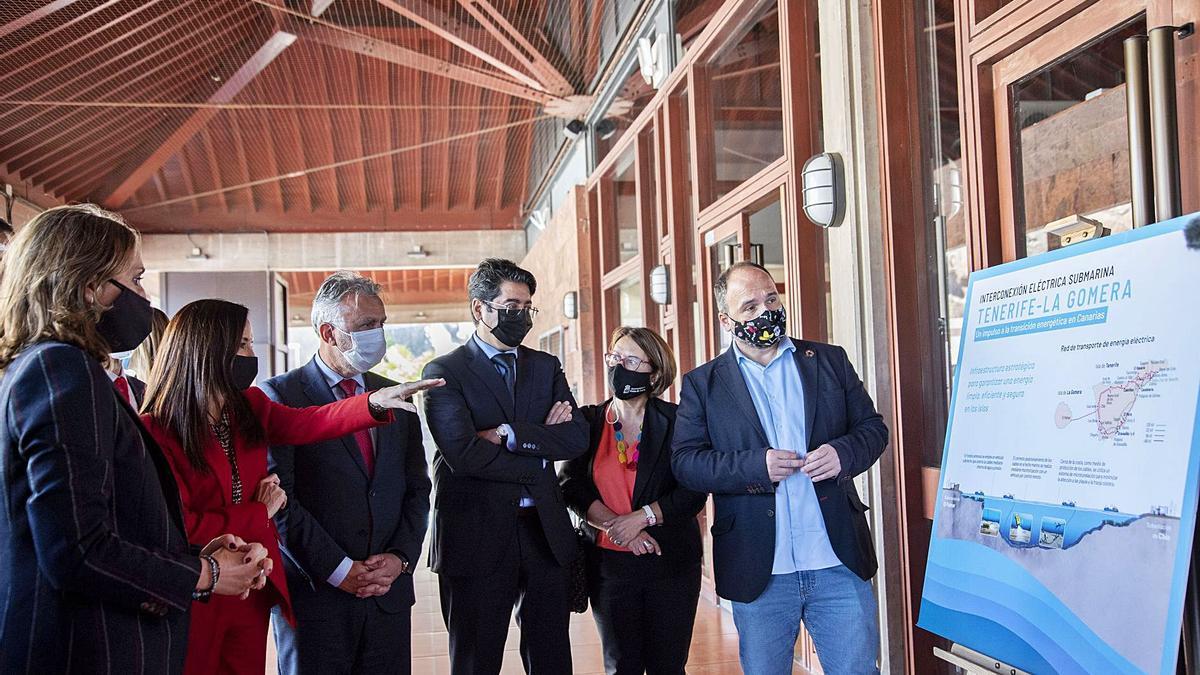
xmin=312 ymin=354 xmax=370 ymax=587
xmin=732 ymin=339 xmax=841 ymax=574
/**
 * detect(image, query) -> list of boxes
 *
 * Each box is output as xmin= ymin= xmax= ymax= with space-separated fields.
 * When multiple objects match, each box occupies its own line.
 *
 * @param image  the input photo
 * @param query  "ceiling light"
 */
xmin=406 ymin=245 xmax=429 ymax=258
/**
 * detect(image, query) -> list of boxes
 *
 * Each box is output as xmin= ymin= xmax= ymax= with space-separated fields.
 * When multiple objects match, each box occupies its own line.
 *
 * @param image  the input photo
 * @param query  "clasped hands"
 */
xmin=339 ymin=553 xmax=409 ymax=598
xmin=766 ymin=443 xmax=841 ymax=483
xmin=201 ymin=534 xmax=273 ymax=599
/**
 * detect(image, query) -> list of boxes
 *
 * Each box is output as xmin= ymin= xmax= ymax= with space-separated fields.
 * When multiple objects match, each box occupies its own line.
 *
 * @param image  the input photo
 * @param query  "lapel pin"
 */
xmin=805 ymin=349 xmax=815 ymax=358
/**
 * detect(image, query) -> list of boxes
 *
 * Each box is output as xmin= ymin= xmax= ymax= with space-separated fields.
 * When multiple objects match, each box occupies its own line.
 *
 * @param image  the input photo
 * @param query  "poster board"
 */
xmin=918 ymin=213 xmax=1200 ymax=674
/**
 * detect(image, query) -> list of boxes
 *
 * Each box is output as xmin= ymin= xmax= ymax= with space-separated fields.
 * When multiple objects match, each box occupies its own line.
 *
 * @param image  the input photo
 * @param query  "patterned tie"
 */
xmin=492 ymin=352 xmax=516 ymax=398
xmin=113 ymin=376 xmax=131 ymax=406
xmin=338 ymin=379 xmax=375 ymax=477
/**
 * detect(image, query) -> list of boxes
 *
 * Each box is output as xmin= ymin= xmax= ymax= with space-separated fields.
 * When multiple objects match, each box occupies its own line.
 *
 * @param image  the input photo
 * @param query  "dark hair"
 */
xmin=468 ymin=258 xmax=537 ymax=321
xmin=142 ymin=299 xmax=265 ymax=472
xmin=609 ymin=326 xmax=677 ymax=398
xmin=714 ymin=261 xmax=773 ymax=313
xmin=0 ymin=217 xmax=12 ymax=236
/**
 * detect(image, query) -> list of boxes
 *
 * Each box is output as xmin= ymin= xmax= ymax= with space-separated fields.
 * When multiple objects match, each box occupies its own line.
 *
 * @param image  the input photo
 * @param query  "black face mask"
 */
xmin=231 ymin=355 xmax=258 ymax=390
xmin=486 ymin=307 xmax=533 ymax=348
xmin=95 ymin=280 xmax=154 ymax=353
xmin=731 ymin=307 xmax=787 ymax=349
xmin=608 ymin=365 xmax=653 ymax=400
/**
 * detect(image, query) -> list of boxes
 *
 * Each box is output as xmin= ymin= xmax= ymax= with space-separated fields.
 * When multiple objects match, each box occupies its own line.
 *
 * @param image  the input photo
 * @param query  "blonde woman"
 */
xmin=0 ymin=205 xmax=272 ymax=674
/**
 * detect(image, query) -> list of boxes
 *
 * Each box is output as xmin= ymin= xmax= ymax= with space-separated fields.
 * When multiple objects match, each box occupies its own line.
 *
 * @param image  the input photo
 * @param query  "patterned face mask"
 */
xmin=731 ymin=307 xmax=787 ymax=349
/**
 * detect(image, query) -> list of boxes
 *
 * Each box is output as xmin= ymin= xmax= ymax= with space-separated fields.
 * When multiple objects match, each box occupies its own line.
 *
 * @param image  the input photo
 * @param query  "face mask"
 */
xmin=96 ymin=280 xmax=154 ymax=353
xmin=731 ymin=307 xmax=787 ymax=349
xmin=484 ymin=304 xmax=533 ymax=348
xmin=334 ymin=326 xmax=387 ymax=375
xmin=231 ymin=355 xmax=258 ymax=390
xmin=110 ymin=350 xmax=134 ymax=363
xmin=608 ymin=365 xmax=653 ymax=400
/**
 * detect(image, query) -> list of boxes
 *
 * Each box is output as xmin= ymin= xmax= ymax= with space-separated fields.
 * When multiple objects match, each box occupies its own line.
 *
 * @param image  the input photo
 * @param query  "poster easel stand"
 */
xmin=932 ymin=644 xmax=1030 ymax=675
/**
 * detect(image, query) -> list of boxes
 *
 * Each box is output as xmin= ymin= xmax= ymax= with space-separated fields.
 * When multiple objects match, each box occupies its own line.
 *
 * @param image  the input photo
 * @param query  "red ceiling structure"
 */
xmin=0 ymin=0 xmax=623 ymax=233
xmin=281 ymin=267 xmax=472 ymax=309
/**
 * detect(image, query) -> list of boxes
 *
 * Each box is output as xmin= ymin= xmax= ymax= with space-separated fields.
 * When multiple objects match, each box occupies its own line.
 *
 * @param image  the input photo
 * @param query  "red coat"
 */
xmin=143 ymin=386 xmax=387 ymax=624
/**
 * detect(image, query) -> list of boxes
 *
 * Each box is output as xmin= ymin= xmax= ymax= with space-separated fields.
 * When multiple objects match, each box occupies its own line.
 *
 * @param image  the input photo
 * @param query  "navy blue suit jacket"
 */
xmin=671 ymin=338 xmax=888 ymax=603
xmin=261 ymin=357 xmax=431 ymax=613
xmin=422 ymin=339 xmax=589 ymax=576
xmin=0 ymin=342 xmax=200 ymax=674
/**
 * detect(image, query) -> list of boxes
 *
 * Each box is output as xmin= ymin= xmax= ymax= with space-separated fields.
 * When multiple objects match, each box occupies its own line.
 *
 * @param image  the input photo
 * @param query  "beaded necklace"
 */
xmin=605 ymin=403 xmax=642 ymax=471
xmin=210 ymin=411 xmax=243 ymax=504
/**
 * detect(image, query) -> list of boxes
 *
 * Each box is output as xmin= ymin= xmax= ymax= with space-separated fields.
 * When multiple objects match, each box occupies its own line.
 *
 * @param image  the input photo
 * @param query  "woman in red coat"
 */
xmin=140 ymin=299 xmax=442 ymax=675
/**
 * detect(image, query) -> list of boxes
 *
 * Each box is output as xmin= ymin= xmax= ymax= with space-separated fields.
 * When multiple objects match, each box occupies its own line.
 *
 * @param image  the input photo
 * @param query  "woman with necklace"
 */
xmin=560 ymin=327 xmax=707 ymax=674
xmin=140 ymin=299 xmax=443 ymax=675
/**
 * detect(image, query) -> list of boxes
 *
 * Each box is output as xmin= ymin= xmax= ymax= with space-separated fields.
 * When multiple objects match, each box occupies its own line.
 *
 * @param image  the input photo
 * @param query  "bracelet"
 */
xmin=192 ymin=555 xmax=218 ymax=602
xmin=367 ymin=396 xmax=389 ymax=419
xmin=642 ymin=504 xmax=657 ymax=526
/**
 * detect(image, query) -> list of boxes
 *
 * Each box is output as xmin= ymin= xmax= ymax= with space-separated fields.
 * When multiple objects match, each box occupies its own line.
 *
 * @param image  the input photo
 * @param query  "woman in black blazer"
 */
xmin=0 ymin=205 xmax=270 ymax=674
xmin=560 ymin=326 xmax=707 ymax=675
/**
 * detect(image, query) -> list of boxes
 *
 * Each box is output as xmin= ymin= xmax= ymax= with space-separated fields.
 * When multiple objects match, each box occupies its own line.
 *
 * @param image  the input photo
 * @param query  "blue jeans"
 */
xmin=731 ymin=566 xmax=880 ymax=675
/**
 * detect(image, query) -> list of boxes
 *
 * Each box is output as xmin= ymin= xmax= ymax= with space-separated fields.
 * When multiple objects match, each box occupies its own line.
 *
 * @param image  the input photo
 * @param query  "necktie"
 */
xmin=492 ymin=352 xmax=516 ymax=398
xmin=113 ymin=376 xmax=131 ymax=406
xmin=338 ymin=379 xmax=375 ymax=477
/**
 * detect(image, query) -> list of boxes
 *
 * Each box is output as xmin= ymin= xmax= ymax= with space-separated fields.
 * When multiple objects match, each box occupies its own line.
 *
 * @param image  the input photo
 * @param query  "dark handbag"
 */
xmin=569 ymin=526 xmax=591 ymax=613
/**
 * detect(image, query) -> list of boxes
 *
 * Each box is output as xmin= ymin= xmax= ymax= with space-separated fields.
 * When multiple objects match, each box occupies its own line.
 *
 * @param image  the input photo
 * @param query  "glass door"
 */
xmin=700 ymin=215 xmax=750 ymax=357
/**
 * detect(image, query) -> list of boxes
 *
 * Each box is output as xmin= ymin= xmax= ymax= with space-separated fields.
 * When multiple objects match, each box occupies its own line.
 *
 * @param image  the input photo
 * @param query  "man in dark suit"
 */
xmin=263 ymin=271 xmax=432 ymax=674
xmin=423 ymin=258 xmax=589 ymax=674
xmin=672 ymin=261 xmax=889 ymax=675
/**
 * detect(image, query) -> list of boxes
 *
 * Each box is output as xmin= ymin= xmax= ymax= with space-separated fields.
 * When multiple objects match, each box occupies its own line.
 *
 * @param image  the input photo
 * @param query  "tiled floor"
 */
xmin=265 ymin=563 xmax=808 ymax=674
xmin=407 ymin=565 xmax=745 ymax=674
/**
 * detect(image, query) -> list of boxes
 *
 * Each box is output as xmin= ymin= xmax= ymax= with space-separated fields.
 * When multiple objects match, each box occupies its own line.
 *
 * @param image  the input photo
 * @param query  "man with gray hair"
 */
xmin=262 ymin=270 xmax=433 ymax=674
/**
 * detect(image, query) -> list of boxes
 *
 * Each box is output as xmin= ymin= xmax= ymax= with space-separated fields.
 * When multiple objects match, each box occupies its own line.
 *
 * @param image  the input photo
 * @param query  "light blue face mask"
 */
xmin=334 ymin=326 xmax=387 ymax=375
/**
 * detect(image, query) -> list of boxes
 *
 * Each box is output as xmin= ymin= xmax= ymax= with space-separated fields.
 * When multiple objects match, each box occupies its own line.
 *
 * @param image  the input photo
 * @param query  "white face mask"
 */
xmin=333 ymin=326 xmax=387 ymax=375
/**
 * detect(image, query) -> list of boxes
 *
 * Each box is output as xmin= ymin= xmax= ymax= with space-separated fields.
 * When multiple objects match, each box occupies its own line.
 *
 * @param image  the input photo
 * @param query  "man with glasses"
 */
xmin=422 ymin=258 xmax=590 ymax=674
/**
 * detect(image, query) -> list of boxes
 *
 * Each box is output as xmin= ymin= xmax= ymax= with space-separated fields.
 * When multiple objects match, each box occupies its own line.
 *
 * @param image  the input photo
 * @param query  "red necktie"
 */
xmin=338 ymin=379 xmax=375 ymax=477
xmin=113 ymin=376 xmax=131 ymax=406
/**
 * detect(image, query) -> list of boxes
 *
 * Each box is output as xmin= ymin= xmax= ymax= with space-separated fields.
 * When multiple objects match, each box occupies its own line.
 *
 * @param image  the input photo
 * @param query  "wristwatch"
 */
xmin=642 ymin=504 xmax=657 ymax=526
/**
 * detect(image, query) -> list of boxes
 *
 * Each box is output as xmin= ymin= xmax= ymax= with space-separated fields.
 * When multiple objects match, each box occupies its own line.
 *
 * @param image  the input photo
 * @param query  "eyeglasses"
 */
xmin=483 ymin=300 xmax=539 ymax=319
xmin=604 ymin=352 xmax=649 ymax=371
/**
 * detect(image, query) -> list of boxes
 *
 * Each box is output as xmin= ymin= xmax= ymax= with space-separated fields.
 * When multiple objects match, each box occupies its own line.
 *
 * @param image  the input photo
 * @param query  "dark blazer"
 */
xmin=261 ymin=357 xmax=431 ymax=612
xmin=127 ymin=373 xmax=146 ymax=408
xmin=0 ymin=342 xmax=200 ymax=674
xmin=422 ymin=338 xmax=589 ymax=576
xmin=559 ymin=398 xmax=706 ymax=571
xmin=671 ymin=338 xmax=888 ymax=603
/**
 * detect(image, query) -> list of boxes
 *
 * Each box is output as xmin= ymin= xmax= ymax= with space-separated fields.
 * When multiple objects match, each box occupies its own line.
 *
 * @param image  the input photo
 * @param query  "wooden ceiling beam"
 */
xmin=0 ymin=0 xmax=86 ymax=40
xmin=439 ymin=46 xmax=453 ymax=212
xmin=98 ymin=30 xmax=297 ymax=209
xmin=251 ymin=108 xmax=288 ymax=212
xmin=0 ymin=0 xmax=123 ymax=63
xmin=228 ymin=112 xmax=263 ymax=212
xmin=465 ymin=87 xmax=484 ymax=211
xmin=199 ymin=128 xmax=233 ymax=213
xmin=126 ymin=204 xmax=523 ymax=233
xmin=175 ymin=144 xmax=201 ymax=215
xmin=311 ymin=0 xmax=336 ymax=16
xmin=0 ymin=2 xmax=259 ymax=166
xmin=457 ymin=0 xmax=572 ymax=96
xmin=361 ymin=57 xmax=394 ymax=213
xmin=313 ymin=55 xmax=346 ymax=213
xmin=372 ymin=0 xmax=544 ymax=92
xmin=285 ymin=18 xmax=555 ymax=104
xmin=1 ymin=0 xmax=170 ymax=93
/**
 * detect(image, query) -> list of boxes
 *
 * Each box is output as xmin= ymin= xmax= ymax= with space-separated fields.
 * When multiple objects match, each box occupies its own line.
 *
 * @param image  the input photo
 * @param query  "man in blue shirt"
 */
xmin=672 ymin=261 xmax=888 ymax=674
xmin=422 ymin=258 xmax=589 ymax=674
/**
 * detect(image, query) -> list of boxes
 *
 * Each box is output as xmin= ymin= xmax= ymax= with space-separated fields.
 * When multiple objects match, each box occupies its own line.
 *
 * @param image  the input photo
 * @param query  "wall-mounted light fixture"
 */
xmin=649 ymin=265 xmax=671 ymax=305
xmin=562 ymin=291 xmax=579 ymax=319
xmin=563 ymin=119 xmax=586 ymax=140
xmin=800 ymin=152 xmax=842 ymax=228
xmin=406 ymin=245 xmax=429 ymax=258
